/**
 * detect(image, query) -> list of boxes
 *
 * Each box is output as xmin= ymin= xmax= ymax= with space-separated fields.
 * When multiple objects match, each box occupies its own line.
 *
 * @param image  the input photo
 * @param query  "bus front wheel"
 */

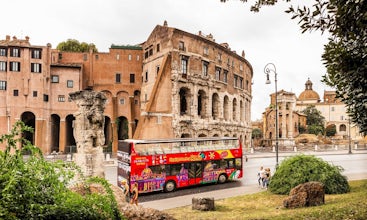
xmin=164 ymin=180 xmax=176 ymax=192
xmin=218 ymin=174 xmax=227 ymax=184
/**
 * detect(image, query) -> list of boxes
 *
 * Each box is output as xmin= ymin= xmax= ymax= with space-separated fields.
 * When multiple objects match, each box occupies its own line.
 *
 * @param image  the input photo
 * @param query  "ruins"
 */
xmin=69 ymin=90 xmax=107 ymax=177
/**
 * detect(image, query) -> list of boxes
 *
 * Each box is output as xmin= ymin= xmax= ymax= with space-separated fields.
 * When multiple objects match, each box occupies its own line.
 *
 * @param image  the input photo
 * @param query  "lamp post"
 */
xmin=264 ymin=63 xmax=279 ymax=168
xmin=348 ymin=117 xmax=352 ymax=154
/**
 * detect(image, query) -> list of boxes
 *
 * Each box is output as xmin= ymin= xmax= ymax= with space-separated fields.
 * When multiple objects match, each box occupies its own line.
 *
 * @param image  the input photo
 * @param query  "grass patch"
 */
xmin=165 ymin=179 xmax=367 ymax=220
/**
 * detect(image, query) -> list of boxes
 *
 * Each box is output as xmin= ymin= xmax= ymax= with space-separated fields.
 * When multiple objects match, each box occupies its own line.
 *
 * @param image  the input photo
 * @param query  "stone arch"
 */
xmin=117 ymin=116 xmax=129 ymax=140
xmin=339 ymin=124 xmax=347 ymax=132
xmin=181 ymin=133 xmax=190 ymax=138
xmin=101 ymin=90 xmax=113 ymax=116
xmin=197 ymin=89 xmax=207 ymax=118
xmin=232 ymin=98 xmax=237 ymax=121
xmin=212 ymin=93 xmax=220 ymax=120
xmin=198 ymin=133 xmax=207 ymax=137
xmin=21 ymin=111 xmax=36 ymax=149
xmin=179 ymin=87 xmax=190 ymax=115
xmin=65 ymin=114 xmax=76 ymax=153
xmin=50 ymin=114 xmax=61 ymax=153
xmin=223 ymin=95 xmax=229 ymax=121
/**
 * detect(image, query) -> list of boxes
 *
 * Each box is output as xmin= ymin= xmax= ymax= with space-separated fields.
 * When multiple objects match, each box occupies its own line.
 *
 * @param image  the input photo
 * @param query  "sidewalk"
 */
xmin=246 ymin=149 xmax=367 ymax=159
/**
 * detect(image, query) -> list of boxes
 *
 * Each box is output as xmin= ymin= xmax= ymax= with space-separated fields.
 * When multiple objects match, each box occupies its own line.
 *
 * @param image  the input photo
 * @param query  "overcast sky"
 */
xmin=3 ymin=0 xmax=332 ymax=120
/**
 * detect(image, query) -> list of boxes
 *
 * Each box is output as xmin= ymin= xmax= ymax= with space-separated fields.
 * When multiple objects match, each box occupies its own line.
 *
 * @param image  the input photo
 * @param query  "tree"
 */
xmin=252 ymin=128 xmax=263 ymax=139
xmin=302 ymin=105 xmax=325 ymax=135
xmin=325 ymin=124 xmax=337 ymax=137
xmin=220 ymin=0 xmax=367 ymax=134
xmin=57 ymin=39 xmax=98 ymax=52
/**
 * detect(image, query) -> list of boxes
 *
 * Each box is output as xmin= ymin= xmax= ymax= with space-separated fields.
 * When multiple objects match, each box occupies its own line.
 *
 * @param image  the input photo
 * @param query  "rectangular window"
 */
xmin=31 ymin=63 xmax=42 ymax=73
xmin=67 ymin=80 xmax=73 ymax=88
xmin=134 ymin=99 xmax=138 ymax=105
xmin=0 ymin=61 xmax=6 ymax=71
xmin=181 ymin=56 xmax=188 ymax=74
xmin=215 ymin=67 xmax=221 ymax=81
xmin=128 ymin=54 xmax=132 ymax=60
xmin=145 ymin=71 xmax=148 ymax=82
xmin=58 ymin=95 xmax=65 ymax=102
xmin=43 ymin=94 xmax=49 ymax=102
xmin=116 ymin=54 xmax=120 ymax=60
xmin=223 ymin=70 xmax=228 ymax=83
xmin=13 ymin=90 xmax=19 ymax=96
xmin=234 ymin=75 xmax=238 ymax=88
xmin=116 ymin=73 xmax=121 ymax=83
xmin=136 ymin=55 xmax=140 ymax=61
xmin=10 ymin=48 xmax=20 ymax=57
xmin=202 ymin=61 xmax=208 ymax=76
xmin=10 ymin=62 xmax=20 ymax=72
xmin=157 ymin=44 xmax=160 ymax=52
xmin=31 ymin=49 xmax=42 ymax=59
xmin=0 ymin=48 xmax=7 ymax=56
xmin=203 ymin=46 xmax=209 ymax=55
xmin=83 ymin=54 xmax=88 ymax=61
xmin=0 ymin=81 xmax=6 ymax=90
xmin=130 ymin=73 xmax=135 ymax=83
xmin=179 ymin=41 xmax=185 ymax=51
xmin=33 ymin=91 xmax=37 ymax=97
xmin=51 ymin=75 xmax=59 ymax=83
xmin=120 ymin=98 xmax=125 ymax=105
xmin=240 ymin=77 xmax=243 ymax=89
xmin=217 ymin=53 xmax=222 ymax=62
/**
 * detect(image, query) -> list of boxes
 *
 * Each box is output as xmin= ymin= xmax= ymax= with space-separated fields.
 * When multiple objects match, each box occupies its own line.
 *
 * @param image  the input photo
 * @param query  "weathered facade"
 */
xmin=262 ymin=90 xmax=306 ymax=147
xmin=0 ymin=22 xmax=253 ymax=154
xmin=135 ymin=22 xmax=253 ymax=147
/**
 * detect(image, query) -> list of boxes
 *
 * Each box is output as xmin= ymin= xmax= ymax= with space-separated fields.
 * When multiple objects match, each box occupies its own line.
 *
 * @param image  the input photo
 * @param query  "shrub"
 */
xmin=268 ymin=154 xmax=350 ymax=195
xmin=0 ymin=121 xmax=123 ymax=219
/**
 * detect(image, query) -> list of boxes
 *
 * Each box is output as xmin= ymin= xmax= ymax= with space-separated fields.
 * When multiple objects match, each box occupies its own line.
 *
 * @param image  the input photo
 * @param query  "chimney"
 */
xmin=12 ymin=36 xmax=17 ymax=40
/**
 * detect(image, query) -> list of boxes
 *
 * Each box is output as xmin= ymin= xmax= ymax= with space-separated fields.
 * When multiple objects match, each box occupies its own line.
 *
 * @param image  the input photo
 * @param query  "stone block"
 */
xmin=192 ymin=197 xmax=215 ymax=211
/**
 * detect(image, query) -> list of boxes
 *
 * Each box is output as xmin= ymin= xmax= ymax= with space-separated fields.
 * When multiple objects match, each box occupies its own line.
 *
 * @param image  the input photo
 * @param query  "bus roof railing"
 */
xmin=120 ymin=136 xmax=239 ymax=144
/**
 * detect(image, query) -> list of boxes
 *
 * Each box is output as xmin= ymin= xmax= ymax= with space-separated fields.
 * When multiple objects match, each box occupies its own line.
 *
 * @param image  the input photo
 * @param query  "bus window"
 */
xmin=150 ymin=165 xmax=166 ymax=174
xmin=228 ymin=159 xmax=234 ymax=168
xmin=235 ymin=158 xmax=242 ymax=169
xmin=220 ymin=160 xmax=227 ymax=169
xmin=169 ymin=163 xmax=188 ymax=176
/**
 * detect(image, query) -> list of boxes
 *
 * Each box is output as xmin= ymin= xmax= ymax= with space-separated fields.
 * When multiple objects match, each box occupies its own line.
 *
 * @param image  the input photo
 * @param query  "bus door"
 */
xmin=188 ymin=162 xmax=203 ymax=185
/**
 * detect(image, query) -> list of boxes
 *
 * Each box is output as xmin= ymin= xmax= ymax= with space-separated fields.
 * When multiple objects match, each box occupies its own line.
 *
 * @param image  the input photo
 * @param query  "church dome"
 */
xmin=298 ymin=78 xmax=320 ymax=101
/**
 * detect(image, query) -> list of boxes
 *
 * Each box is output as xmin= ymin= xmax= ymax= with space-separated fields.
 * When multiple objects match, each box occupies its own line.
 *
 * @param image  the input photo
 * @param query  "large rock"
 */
xmin=192 ymin=197 xmax=215 ymax=211
xmin=283 ymin=181 xmax=325 ymax=209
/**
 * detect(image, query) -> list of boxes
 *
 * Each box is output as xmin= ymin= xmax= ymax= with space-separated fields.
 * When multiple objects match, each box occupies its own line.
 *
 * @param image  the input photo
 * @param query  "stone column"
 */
xmin=281 ymin=101 xmax=287 ymax=138
xmin=59 ymin=120 xmax=66 ymax=153
xmin=288 ymin=103 xmax=294 ymax=138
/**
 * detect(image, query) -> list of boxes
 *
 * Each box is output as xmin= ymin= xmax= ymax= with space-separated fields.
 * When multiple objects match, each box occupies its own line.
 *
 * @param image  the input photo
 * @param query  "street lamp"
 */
xmin=348 ymin=117 xmax=352 ymax=154
xmin=264 ymin=63 xmax=279 ymax=168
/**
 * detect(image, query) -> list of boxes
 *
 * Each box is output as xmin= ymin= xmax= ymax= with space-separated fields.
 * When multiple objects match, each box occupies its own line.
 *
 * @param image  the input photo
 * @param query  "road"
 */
xmin=103 ymin=150 xmax=367 ymax=210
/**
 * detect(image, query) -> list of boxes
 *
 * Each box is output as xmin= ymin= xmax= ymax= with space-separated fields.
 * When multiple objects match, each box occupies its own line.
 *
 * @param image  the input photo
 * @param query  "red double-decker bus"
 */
xmin=117 ymin=137 xmax=243 ymax=193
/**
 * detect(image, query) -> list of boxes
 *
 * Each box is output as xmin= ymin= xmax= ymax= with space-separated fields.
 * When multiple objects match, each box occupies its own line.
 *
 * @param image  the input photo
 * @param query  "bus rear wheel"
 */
xmin=164 ymin=180 xmax=176 ymax=192
xmin=218 ymin=174 xmax=227 ymax=184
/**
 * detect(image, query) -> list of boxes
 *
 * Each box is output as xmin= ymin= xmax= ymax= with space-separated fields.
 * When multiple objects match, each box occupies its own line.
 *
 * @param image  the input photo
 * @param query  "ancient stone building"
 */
xmin=261 ymin=78 xmax=363 ymax=147
xmin=262 ymin=90 xmax=306 ymax=147
xmin=134 ymin=22 xmax=253 ymax=147
xmin=0 ymin=22 xmax=254 ymax=154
